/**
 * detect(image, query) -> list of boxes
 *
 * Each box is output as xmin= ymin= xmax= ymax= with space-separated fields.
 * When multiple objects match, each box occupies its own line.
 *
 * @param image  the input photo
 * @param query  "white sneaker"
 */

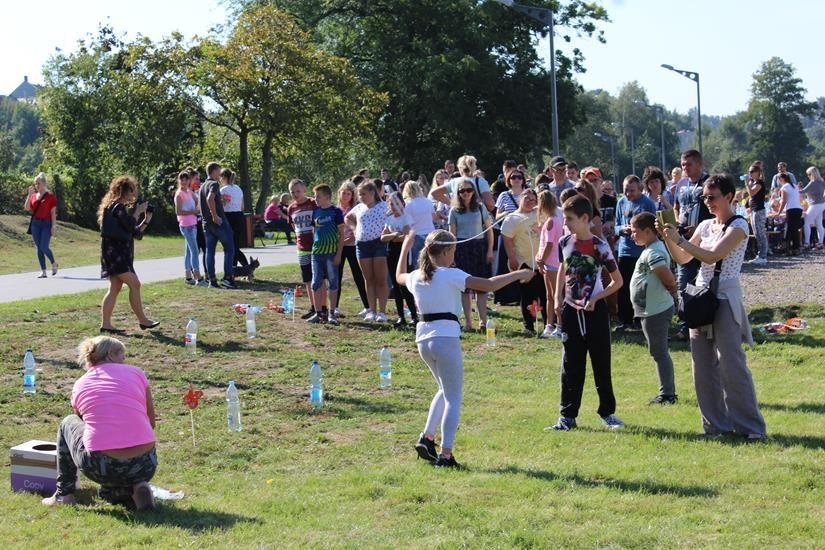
xmin=550 ymin=325 xmax=564 ymax=338
xmin=748 ymin=257 xmax=767 ymax=265
xmin=363 ymin=311 xmax=376 ymax=322
xmin=375 ymin=312 xmax=388 ymax=323
xmin=601 ymin=414 xmax=625 ymax=429
xmin=539 ymin=324 xmax=554 ymax=338
xmin=358 ymin=308 xmax=370 ymax=318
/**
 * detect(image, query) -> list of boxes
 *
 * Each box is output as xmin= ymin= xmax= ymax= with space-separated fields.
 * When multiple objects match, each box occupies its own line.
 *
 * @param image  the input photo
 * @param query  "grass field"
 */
xmin=1 ymin=264 xmax=823 ymax=547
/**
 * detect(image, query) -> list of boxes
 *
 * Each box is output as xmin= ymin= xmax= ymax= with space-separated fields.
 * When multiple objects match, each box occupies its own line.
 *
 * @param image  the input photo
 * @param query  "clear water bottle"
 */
xmin=486 ymin=318 xmax=496 ymax=346
xmin=379 ymin=345 xmax=392 ymax=389
xmin=246 ymin=307 xmax=256 ymax=339
xmin=309 ymin=360 xmax=323 ymax=410
xmin=185 ymin=318 xmax=198 ymax=355
xmin=23 ymin=349 xmax=36 ymax=395
xmin=226 ymin=380 xmax=242 ymax=432
xmin=282 ymin=290 xmax=294 ymax=314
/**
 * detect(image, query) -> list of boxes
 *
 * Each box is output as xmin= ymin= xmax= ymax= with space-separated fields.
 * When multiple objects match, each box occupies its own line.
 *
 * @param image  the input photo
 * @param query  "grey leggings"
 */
xmin=640 ymin=306 xmax=676 ymax=396
xmin=418 ymin=337 xmax=464 ymax=449
xmin=750 ymin=208 xmax=768 ymax=260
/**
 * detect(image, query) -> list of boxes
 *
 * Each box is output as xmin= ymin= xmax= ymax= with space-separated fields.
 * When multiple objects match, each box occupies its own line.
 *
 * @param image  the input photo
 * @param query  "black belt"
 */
xmin=421 ymin=312 xmax=459 ymax=323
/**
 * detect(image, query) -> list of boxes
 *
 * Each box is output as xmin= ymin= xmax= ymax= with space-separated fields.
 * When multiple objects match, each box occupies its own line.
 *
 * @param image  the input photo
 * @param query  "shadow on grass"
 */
xmin=141 ymin=331 xmax=251 ymax=354
xmin=95 ymin=504 xmax=261 ymax=533
xmin=244 ymin=279 xmax=304 ymax=295
xmin=488 ymin=466 xmax=717 ymax=498
xmin=327 ymin=393 xmax=418 ymax=416
xmin=759 ymin=402 xmax=825 ymax=414
xmin=37 ymin=357 xmax=81 ymax=370
xmin=748 ymin=304 xmax=825 ymax=325
xmin=630 ymin=425 xmax=825 ymax=451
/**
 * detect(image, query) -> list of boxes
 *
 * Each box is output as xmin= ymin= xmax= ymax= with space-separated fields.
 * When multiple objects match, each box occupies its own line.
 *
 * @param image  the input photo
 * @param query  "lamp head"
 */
xmin=492 ymin=0 xmax=515 ymax=5
xmin=661 ymin=64 xmax=674 ymax=70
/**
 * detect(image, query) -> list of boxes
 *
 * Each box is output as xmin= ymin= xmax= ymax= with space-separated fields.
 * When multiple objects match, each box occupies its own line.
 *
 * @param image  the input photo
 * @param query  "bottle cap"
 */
xmin=229 ymin=380 xmax=235 ymax=385
xmin=26 ymin=348 xmax=32 ymax=352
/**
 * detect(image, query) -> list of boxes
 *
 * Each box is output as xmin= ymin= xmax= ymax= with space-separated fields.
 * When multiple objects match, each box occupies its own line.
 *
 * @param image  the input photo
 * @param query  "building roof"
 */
xmin=10 ymin=76 xmax=38 ymax=100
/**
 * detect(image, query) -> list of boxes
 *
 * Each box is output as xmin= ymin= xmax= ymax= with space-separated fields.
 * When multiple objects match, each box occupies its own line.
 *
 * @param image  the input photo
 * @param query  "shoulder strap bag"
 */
xmin=26 ymin=192 xmax=49 ymax=235
xmin=678 ymin=215 xmax=744 ymax=329
xmin=100 ymin=203 xmax=134 ymax=242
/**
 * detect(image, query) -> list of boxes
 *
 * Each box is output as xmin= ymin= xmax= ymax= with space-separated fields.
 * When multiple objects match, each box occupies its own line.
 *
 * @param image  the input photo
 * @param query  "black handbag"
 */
xmin=678 ymin=215 xmax=743 ymax=329
xmin=100 ymin=203 xmax=133 ymax=242
xmin=26 ymin=192 xmax=49 ymax=235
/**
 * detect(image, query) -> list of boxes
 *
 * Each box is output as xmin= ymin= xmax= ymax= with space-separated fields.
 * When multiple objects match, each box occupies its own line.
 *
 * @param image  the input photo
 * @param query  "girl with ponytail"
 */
xmin=395 ymin=229 xmax=533 ymax=468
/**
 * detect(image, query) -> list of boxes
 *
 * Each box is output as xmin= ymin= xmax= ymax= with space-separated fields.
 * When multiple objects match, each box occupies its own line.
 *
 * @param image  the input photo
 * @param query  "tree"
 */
xmin=182 ymin=5 xmax=384 ymax=211
xmin=745 ymin=57 xmax=817 ymax=174
xmin=40 ymin=26 xmax=201 ymax=226
xmin=237 ymin=0 xmax=609 ymax=174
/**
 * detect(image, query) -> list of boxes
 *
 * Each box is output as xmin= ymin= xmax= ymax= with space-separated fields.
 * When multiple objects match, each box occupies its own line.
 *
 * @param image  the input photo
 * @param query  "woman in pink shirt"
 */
xmin=42 ymin=336 xmax=158 ymax=510
xmin=174 ymin=170 xmax=202 ymax=284
xmin=536 ymin=190 xmax=564 ymax=338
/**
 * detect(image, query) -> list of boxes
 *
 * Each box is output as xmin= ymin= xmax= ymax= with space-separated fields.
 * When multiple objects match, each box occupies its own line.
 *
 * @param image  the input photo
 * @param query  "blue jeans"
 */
xmin=179 ymin=224 xmax=200 ymax=274
xmin=676 ymin=258 xmax=700 ymax=333
xmin=204 ymin=220 xmax=235 ymax=281
xmin=30 ymin=218 xmax=55 ymax=270
xmin=409 ymin=234 xmax=427 ymax=268
xmin=311 ymin=253 xmax=340 ymax=292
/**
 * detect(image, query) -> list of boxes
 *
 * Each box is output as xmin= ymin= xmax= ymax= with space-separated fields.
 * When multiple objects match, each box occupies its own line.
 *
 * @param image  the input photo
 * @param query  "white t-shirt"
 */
xmin=781 ymin=183 xmax=802 ymax=210
xmin=405 ymin=197 xmax=436 ymax=235
xmin=446 ymin=176 xmax=491 ymax=198
xmin=407 ymin=267 xmax=468 ymax=343
xmin=385 ymin=212 xmax=412 ymax=232
xmin=695 ymin=216 xmax=749 ymax=286
xmin=220 ymin=184 xmax=244 ymax=213
xmin=350 ymin=201 xmax=386 ymax=241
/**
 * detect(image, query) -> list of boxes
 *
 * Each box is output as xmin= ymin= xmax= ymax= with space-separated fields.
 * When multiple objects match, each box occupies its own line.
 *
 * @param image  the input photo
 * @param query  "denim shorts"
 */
xmin=311 ymin=253 xmax=340 ymax=291
xmin=355 ymin=238 xmax=387 ymax=260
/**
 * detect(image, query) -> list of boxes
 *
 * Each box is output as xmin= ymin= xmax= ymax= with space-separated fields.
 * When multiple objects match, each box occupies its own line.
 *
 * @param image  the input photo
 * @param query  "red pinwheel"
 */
xmin=183 ymin=384 xmax=204 ymax=446
xmin=528 ymin=299 xmax=543 ymax=319
xmin=183 ymin=384 xmax=203 ymax=410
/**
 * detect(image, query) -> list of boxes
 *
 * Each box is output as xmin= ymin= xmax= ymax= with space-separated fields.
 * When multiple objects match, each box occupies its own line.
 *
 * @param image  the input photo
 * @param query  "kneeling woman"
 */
xmin=42 ymin=336 xmax=158 ymax=509
xmin=396 ymin=230 xmax=532 ymax=467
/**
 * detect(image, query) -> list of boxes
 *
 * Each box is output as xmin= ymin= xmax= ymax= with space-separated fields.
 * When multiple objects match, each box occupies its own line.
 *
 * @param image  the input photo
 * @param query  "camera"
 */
xmin=146 ymin=203 xmax=155 ymax=214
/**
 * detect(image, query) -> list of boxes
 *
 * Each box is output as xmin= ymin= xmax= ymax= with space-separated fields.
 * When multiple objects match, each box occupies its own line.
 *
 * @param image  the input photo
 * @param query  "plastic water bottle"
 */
xmin=23 ymin=349 xmax=36 ymax=395
xmin=282 ymin=290 xmax=294 ymax=314
xmin=486 ymin=318 xmax=496 ymax=346
xmin=226 ymin=380 xmax=242 ymax=432
xmin=379 ymin=346 xmax=392 ymax=389
xmin=185 ymin=318 xmax=197 ymax=355
xmin=309 ymin=360 xmax=323 ymax=410
xmin=246 ymin=307 xmax=256 ymax=339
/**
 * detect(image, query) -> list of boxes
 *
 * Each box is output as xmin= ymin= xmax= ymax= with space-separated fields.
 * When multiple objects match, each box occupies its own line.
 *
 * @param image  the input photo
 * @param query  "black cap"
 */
xmin=550 ymin=156 xmax=567 ymax=168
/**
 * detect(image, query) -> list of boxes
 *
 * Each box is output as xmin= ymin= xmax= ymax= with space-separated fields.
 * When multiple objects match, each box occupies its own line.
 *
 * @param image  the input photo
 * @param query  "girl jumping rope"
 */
xmin=396 ymin=229 xmax=532 ymax=468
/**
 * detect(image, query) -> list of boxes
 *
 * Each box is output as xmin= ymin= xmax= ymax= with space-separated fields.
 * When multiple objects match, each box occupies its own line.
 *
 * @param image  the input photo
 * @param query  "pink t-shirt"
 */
xmin=539 ymin=213 xmax=564 ymax=270
xmin=71 ymin=363 xmax=155 ymax=452
xmin=174 ymin=189 xmax=198 ymax=227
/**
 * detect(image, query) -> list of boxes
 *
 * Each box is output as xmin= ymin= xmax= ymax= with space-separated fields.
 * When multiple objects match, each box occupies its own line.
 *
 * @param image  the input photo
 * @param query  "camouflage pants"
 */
xmin=56 ymin=414 xmax=157 ymax=499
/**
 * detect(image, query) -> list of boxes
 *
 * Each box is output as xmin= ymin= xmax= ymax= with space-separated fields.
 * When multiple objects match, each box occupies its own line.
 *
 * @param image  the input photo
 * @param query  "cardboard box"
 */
xmin=10 ymin=440 xmax=60 ymax=496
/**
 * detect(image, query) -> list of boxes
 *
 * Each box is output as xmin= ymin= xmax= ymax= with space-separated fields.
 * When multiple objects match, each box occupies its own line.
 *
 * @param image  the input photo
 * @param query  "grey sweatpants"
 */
xmin=418 ymin=337 xmax=464 ymax=449
xmin=640 ymin=306 xmax=676 ymax=396
xmin=690 ymin=300 xmax=767 ymax=437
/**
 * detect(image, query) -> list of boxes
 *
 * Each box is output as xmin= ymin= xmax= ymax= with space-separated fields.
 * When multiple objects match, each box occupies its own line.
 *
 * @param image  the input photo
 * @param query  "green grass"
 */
xmin=0 ymin=265 xmax=823 ymax=547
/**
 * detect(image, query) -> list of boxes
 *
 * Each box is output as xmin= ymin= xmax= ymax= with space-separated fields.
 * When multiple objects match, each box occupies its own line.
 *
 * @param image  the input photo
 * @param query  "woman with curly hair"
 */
xmin=97 ymin=176 xmax=159 ymax=333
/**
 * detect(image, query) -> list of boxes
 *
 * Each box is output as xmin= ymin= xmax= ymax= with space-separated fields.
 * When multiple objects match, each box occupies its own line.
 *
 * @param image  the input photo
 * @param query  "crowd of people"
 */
xmin=32 ymin=151 xmax=824 ymax=501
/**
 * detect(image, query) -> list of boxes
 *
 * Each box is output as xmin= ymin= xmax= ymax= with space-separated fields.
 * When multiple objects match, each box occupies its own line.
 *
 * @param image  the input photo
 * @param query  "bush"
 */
xmin=0 ymin=171 xmax=29 ymax=214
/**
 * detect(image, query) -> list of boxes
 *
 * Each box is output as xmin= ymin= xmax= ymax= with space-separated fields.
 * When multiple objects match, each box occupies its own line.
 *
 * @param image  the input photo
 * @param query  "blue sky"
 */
xmin=2 ymin=0 xmax=821 ymax=117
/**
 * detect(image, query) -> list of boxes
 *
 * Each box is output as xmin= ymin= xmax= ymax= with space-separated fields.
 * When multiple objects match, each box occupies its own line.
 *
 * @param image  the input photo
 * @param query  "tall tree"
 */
xmin=745 ymin=57 xmax=817 ymax=174
xmin=237 ymin=0 xmax=609 ymax=174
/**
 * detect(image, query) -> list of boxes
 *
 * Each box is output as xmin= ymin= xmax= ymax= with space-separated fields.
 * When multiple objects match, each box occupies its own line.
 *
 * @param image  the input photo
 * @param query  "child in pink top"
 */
xmin=536 ymin=191 xmax=564 ymax=338
xmin=43 ymin=336 xmax=158 ymax=510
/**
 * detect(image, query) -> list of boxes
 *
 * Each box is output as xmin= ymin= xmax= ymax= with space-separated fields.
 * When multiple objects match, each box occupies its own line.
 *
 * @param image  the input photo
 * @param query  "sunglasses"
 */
xmin=510 ymin=175 xmax=524 ymax=180
xmin=702 ymin=194 xmax=723 ymax=202
xmin=459 ymin=188 xmax=475 ymax=194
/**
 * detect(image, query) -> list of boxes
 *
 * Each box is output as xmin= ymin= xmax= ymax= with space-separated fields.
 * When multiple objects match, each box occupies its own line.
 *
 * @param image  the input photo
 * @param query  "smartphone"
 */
xmin=657 ymin=208 xmax=677 ymax=227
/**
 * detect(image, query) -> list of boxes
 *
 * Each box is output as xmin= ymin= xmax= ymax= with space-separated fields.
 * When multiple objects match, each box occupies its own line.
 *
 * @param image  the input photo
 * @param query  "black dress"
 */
xmin=101 ymin=203 xmax=142 ymax=278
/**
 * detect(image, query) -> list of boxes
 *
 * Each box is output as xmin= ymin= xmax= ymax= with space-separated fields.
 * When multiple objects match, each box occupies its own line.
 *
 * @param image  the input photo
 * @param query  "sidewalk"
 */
xmin=0 ymin=244 xmax=297 ymax=304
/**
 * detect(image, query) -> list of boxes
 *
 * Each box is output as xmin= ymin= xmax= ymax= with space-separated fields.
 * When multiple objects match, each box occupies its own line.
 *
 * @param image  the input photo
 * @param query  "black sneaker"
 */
xmin=649 ymin=394 xmax=678 ymax=405
xmin=207 ymin=279 xmax=221 ymax=288
xmin=300 ymin=309 xmax=317 ymax=320
xmin=434 ymin=454 xmax=462 ymax=469
xmin=414 ymin=434 xmax=438 ymax=462
xmin=613 ymin=323 xmax=628 ymax=333
xmin=219 ymin=278 xmax=238 ymax=289
xmin=185 ymin=278 xmax=196 ymax=286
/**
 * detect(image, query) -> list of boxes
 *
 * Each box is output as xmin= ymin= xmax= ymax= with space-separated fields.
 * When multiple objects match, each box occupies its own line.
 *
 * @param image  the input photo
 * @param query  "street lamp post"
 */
xmin=661 ymin=64 xmax=702 ymax=155
xmin=594 ymin=132 xmax=617 ymax=183
xmin=494 ymin=0 xmax=559 ymax=156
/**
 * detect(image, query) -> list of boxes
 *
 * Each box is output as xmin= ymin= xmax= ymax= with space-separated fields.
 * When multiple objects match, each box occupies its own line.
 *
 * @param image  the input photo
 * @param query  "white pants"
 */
xmin=418 ymin=337 xmax=464 ymax=449
xmin=802 ymin=203 xmax=825 ymax=246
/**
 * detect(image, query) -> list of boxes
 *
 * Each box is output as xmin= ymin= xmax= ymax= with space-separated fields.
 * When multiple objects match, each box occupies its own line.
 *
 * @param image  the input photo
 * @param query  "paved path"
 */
xmin=0 ymin=244 xmax=297 ymax=304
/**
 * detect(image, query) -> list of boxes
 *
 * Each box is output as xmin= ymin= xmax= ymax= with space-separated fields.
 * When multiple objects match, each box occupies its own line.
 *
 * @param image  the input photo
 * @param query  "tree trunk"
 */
xmin=238 ymin=127 xmax=253 ymax=213
xmin=256 ymin=133 xmax=274 ymax=214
